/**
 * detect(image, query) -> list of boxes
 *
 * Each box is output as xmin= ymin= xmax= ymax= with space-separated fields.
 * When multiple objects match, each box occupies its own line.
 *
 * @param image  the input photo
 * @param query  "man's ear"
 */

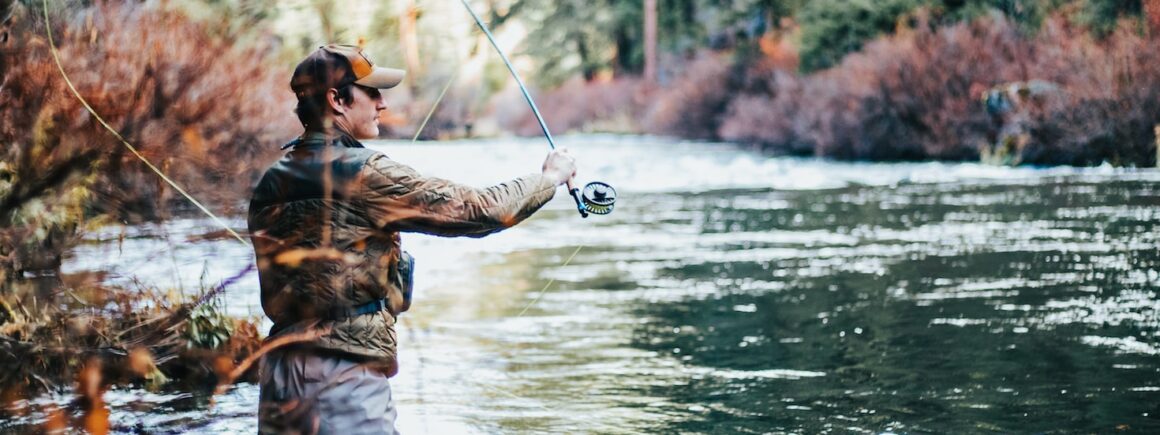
xmin=326 ymin=88 xmax=347 ymax=114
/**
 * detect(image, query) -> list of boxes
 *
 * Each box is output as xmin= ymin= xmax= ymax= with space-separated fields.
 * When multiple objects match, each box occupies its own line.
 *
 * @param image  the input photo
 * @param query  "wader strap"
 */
xmin=268 ymin=298 xmax=393 ymax=336
xmin=328 ymin=298 xmax=391 ymax=321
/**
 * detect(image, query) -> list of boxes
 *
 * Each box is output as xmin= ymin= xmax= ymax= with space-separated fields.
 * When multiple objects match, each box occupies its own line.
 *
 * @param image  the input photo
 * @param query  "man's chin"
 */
xmin=357 ymin=126 xmax=380 ymax=140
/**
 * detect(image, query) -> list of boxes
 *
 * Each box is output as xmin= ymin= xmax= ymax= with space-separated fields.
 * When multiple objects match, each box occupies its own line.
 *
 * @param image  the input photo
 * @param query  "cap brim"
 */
xmin=355 ymin=66 xmax=406 ymax=89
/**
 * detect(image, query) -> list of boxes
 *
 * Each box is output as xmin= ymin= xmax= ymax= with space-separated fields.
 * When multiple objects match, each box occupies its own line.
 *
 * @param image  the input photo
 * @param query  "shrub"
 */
xmin=787 ymin=13 xmax=1020 ymax=160
xmin=496 ymin=76 xmax=649 ymax=136
xmin=717 ymin=12 xmax=1160 ymax=165
xmin=1022 ymin=18 xmax=1160 ymax=166
xmin=1 ymin=1 xmax=294 ymax=219
xmin=0 ymin=1 xmax=295 ymax=279
xmin=717 ymin=67 xmax=814 ymax=156
xmin=0 ymin=278 xmax=264 ymax=395
xmin=642 ymin=52 xmax=735 ymax=139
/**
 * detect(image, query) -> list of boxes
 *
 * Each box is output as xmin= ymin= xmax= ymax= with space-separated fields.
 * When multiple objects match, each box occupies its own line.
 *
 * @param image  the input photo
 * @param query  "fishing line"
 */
xmin=41 ymin=0 xmax=248 ymax=247
xmin=372 ymin=4 xmax=601 ymax=429
xmin=398 ymin=52 xmax=462 ymax=435
xmin=411 ymin=71 xmax=459 ymax=143
xmin=41 ymin=0 xmax=605 ymax=420
xmin=473 ymin=380 xmax=642 ymax=434
xmin=447 ymin=5 xmax=639 ymax=432
xmin=413 ymin=3 xmax=602 ymax=317
xmin=515 ymin=245 xmax=583 ymax=317
xmin=457 ymin=0 xmax=555 ymax=149
xmin=454 ymin=0 xmax=606 ymax=317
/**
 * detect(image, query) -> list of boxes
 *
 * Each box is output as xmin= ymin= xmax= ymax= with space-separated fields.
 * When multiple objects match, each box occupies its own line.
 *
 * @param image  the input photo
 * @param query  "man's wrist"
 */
xmin=542 ymin=170 xmax=567 ymax=186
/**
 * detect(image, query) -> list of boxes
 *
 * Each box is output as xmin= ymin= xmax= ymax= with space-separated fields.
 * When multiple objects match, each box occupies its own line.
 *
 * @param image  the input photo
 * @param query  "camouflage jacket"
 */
xmin=248 ymin=131 xmax=557 ymax=375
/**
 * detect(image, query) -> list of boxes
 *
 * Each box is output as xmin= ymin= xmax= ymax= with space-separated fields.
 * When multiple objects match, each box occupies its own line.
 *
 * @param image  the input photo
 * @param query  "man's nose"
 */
xmin=376 ymin=100 xmax=388 ymax=111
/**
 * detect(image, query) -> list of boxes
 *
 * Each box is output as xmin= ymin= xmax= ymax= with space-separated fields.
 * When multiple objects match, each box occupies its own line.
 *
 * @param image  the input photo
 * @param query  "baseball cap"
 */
xmin=290 ymin=44 xmax=406 ymax=97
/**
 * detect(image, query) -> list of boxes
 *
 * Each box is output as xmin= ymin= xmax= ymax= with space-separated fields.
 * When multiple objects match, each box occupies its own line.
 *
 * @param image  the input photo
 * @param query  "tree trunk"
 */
xmin=576 ymin=34 xmax=596 ymax=81
xmin=644 ymin=0 xmax=657 ymax=84
xmin=313 ymin=0 xmax=337 ymax=41
xmin=399 ymin=0 xmax=422 ymax=89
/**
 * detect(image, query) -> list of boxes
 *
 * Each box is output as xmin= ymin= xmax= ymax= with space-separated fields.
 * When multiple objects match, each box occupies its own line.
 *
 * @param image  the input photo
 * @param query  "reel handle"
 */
xmin=569 ymin=188 xmax=589 ymax=218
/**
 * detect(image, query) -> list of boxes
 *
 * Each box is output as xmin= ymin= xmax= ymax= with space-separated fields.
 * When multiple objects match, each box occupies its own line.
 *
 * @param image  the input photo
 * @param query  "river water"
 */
xmin=9 ymin=135 xmax=1160 ymax=433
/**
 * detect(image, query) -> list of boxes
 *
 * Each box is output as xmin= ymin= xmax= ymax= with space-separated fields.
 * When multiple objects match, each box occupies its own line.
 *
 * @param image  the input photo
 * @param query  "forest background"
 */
xmin=1 ymin=0 xmax=1159 ymax=421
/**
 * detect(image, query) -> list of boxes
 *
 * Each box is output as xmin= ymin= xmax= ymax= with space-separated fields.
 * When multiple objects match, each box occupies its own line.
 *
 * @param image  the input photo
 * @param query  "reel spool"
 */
xmin=569 ymin=181 xmax=617 ymax=218
xmin=581 ymin=182 xmax=616 ymax=215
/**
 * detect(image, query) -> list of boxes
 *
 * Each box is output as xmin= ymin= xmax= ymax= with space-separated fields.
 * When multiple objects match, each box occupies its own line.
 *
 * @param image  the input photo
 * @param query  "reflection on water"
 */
xmin=11 ymin=135 xmax=1160 ymax=433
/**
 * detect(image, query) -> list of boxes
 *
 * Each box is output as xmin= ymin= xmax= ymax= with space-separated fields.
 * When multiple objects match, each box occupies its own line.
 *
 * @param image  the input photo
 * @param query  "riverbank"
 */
xmin=0 ymin=273 xmax=264 ymax=392
xmin=498 ymin=13 xmax=1160 ymax=167
xmin=497 ymin=13 xmax=1160 ymax=167
xmin=0 ymin=282 xmax=263 ymax=433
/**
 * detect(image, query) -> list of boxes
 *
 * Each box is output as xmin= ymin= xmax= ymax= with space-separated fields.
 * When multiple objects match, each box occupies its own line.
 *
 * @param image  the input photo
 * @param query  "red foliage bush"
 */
xmin=642 ymin=52 xmax=734 ymax=140
xmin=784 ymin=16 xmax=1017 ymax=161
xmin=0 ymin=1 xmax=295 ymax=222
xmin=717 ymin=62 xmax=812 ymax=156
xmin=662 ymin=12 xmax=1160 ymax=165
xmin=496 ymin=76 xmax=648 ymax=136
xmin=0 ymin=1 xmax=296 ymax=278
xmin=1021 ymin=20 xmax=1160 ymax=166
xmin=484 ymin=9 xmax=1160 ymax=166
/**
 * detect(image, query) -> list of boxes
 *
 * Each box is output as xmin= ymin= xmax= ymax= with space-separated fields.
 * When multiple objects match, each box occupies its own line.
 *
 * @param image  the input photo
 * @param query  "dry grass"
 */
xmin=0 ymin=277 xmax=264 ymax=433
xmin=0 ymin=276 xmax=263 ymax=394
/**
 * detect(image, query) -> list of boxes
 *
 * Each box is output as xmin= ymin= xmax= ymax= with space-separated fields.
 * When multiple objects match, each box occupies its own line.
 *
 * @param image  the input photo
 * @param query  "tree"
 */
xmin=516 ymin=0 xmax=705 ymax=84
xmin=797 ymin=0 xmax=926 ymax=72
xmin=645 ymin=0 xmax=657 ymax=83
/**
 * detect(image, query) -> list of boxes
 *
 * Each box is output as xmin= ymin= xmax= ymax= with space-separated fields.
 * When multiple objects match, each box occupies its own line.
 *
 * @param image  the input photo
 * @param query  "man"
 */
xmin=248 ymin=44 xmax=577 ymax=434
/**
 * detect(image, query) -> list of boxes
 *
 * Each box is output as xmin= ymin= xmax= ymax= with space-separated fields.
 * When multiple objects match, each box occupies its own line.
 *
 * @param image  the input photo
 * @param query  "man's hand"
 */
xmin=542 ymin=148 xmax=577 ymax=188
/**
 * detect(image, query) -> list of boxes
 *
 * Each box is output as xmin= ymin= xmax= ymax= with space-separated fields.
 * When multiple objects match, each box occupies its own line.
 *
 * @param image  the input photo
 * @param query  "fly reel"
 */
xmin=569 ymin=181 xmax=617 ymax=218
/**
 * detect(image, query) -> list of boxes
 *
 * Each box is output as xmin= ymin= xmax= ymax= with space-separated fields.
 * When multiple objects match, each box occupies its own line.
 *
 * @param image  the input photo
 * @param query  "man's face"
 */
xmin=338 ymin=85 xmax=387 ymax=139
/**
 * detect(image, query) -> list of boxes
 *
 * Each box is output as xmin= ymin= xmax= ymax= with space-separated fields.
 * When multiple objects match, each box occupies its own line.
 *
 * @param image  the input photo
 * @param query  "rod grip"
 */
xmin=569 ymin=188 xmax=589 ymax=218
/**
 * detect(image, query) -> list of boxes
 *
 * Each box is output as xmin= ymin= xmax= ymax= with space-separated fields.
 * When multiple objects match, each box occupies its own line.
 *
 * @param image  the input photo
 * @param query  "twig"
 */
xmin=193 ymin=263 xmax=256 ymax=309
xmin=29 ymin=373 xmax=55 ymax=394
xmin=211 ymin=327 xmax=332 ymax=398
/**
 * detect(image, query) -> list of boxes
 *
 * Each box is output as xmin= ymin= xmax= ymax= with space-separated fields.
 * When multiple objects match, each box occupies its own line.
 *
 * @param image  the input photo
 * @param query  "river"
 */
xmin=7 ymin=135 xmax=1160 ymax=433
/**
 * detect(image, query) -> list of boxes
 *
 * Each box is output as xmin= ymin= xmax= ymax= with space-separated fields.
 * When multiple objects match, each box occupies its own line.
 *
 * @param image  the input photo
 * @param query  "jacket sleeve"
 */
xmin=361 ymin=154 xmax=558 ymax=237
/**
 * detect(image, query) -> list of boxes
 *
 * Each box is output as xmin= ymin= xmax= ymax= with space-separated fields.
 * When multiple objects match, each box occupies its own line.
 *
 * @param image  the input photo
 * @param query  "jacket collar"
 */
xmin=281 ymin=130 xmax=366 ymax=150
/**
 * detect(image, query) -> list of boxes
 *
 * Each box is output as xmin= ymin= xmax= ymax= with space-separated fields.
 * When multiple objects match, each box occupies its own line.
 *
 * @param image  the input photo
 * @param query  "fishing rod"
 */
xmin=458 ymin=0 xmax=617 ymax=218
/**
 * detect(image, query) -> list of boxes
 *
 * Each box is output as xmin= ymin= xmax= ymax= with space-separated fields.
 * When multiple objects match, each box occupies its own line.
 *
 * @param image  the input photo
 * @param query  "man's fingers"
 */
xmin=542 ymin=147 xmax=578 ymax=186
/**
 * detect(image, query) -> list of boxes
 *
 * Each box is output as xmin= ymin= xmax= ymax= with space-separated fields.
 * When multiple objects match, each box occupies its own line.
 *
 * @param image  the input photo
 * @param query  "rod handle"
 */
xmin=569 ymin=188 xmax=589 ymax=218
